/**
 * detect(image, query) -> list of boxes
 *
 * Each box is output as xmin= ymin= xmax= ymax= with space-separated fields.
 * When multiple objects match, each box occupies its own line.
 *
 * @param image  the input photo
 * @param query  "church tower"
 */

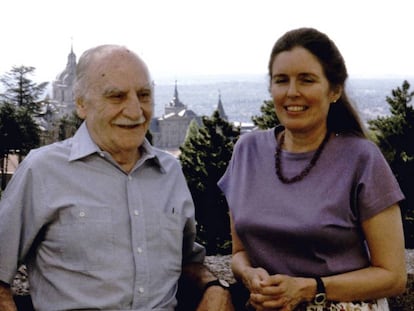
xmin=164 ymin=80 xmax=186 ymax=115
xmin=51 ymin=45 xmax=77 ymax=117
xmin=150 ymin=81 xmax=201 ymax=150
xmin=216 ymin=91 xmax=228 ymax=120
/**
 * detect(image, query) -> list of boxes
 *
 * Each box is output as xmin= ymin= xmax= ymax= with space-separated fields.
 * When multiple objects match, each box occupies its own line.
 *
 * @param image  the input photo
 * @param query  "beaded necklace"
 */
xmin=275 ymin=131 xmax=330 ymax=184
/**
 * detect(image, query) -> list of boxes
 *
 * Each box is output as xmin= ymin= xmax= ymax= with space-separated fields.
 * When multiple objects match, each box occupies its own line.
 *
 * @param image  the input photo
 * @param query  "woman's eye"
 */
xmin=299 ymin=74 xmax=316 ymax=83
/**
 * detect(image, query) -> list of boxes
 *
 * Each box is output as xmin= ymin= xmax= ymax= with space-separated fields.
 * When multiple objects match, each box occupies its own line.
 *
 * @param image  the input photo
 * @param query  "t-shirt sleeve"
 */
xmin=356 ymin=141 xmax=405 ymax=221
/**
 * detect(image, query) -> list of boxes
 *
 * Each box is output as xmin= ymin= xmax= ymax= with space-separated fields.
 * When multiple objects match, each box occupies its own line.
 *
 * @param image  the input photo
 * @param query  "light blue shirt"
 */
xmin=0 ymin=122 xmax=205 ymax=311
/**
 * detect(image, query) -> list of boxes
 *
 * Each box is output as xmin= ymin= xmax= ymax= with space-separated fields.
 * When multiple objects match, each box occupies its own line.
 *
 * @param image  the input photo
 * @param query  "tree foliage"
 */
xmin=179 ymin=110 xmax=240 ymax=255
xmin=368 ymin=80 xmax=414 ymax=247
xmin=0 ymin=66 xmax=48 ymax=115
xmin=0 ymin=102 xmax=40 ymax=189
xmin=0 ymin=66 xmax=45 ymax=189
xmin=252 ymin=99 xmax=280 ymax=129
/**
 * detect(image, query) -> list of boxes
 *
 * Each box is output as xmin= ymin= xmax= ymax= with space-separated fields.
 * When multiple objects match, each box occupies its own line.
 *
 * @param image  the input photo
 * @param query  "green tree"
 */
xmin=252 ymin=99 xmax=280 ymax=129
xmin=0 ymin=102 xmax=40 ymax=189
xmin=0 ymin=66 xmax=45 ymax=189
xmin=0 ymin=66 xmax=48 ymax=115
xmin=179 ymin=110 xmax=240 ymax=255
xmin=368 ymin=80 xmax=414 ymax=247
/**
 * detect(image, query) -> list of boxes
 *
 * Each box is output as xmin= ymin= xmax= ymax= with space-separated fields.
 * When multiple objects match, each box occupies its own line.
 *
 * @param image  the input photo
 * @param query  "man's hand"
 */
xmin=0 ymin=281 xmax=17 ymax=311
xmin=196 ymin=285 xmax=234 ymax=311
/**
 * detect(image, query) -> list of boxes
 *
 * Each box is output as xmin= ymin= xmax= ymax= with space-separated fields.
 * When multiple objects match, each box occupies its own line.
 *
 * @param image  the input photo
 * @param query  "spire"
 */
xmin=67 ymin=38 xmax=76 ymax=69
xmin=216 ymin=90 xmax=228 ymax=120
xmin=169 ymin=80 xmax=184 ymax=107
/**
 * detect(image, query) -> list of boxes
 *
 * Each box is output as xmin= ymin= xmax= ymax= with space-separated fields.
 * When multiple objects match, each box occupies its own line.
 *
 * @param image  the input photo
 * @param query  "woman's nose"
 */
xmin=287 ymin=82 xmax=300 ymax=98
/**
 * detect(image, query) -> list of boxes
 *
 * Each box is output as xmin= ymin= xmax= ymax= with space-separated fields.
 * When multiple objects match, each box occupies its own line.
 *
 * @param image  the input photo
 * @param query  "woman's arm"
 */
xmin=322 ymin=204 xmax=406 ymax=301
xmin=230 ymin=213 xmax=267 ymax=285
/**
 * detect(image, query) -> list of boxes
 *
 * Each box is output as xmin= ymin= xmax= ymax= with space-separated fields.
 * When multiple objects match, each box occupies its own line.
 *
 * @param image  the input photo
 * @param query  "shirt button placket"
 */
xmin=127 ymin=174 xmax=149 ymax=306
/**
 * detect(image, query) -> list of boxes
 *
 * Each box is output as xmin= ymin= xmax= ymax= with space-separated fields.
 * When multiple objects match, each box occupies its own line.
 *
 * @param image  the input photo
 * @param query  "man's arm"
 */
xmin=180 ymin=262 xmax=234 ymax=311
xmin=0 ymin=281 xmax=17 ymax=311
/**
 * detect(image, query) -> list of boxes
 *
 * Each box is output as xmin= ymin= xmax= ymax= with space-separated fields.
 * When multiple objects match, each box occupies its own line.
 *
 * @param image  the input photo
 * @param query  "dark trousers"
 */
xmin=14 ymin=295 xmax=35 ymax=311
xmin=176 ymin=278 xmax=251 ymax=311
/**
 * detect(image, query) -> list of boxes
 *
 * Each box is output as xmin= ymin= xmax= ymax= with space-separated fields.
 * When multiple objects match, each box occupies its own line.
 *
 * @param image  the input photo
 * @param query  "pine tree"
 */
xmin=179 ymin=110 xmax=240 ymax=255
xmin=252 ymin=99 xmax=280 ymax=129
xmin=0 ymin=66 xmax=45 ymax=189
xmin=368 ymin=80 xmax=414 ymax=247
xmin=0 ymin=66 xmax=48 ymax=115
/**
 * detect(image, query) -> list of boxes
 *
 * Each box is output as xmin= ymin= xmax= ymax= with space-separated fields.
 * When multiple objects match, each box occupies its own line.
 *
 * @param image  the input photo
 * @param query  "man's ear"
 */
xmin=76 ymin=98 xmax=87 ymax=120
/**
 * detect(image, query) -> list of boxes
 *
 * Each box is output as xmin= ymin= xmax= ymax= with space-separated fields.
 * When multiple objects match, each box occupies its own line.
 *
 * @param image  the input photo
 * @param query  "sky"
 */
xmin=0 ymin=0 xmax=413 ymax=85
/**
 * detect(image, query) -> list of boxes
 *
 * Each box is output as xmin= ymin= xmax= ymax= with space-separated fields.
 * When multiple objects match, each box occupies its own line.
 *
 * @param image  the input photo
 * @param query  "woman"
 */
xmin=219 ymin=28 xmax=406 ymax=310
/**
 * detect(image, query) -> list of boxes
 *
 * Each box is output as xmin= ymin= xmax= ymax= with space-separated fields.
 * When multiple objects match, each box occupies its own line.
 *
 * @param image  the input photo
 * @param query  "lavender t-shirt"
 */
xmin=218 ymin=128 xmax=404 ymax=277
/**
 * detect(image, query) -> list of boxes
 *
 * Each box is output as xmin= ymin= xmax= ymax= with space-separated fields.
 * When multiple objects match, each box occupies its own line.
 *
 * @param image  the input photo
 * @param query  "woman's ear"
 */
xmin=76 ymin=98 xmax=87 ymax=120
xmin=331 ymin=85 xmax=343 ymax=103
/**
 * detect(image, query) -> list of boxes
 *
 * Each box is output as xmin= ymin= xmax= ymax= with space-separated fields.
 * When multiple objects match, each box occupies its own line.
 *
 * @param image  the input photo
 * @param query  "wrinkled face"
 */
xmin=76 ymin=50 xmax=153 ymax=156
xmin=270 ymin=47 xmax=340 ymax=134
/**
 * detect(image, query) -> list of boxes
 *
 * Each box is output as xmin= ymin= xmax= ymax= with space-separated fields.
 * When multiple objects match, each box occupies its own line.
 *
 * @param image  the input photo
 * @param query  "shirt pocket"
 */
xmin=158 ymin=211 xmax=186 ymax=275
xmin=54 ymin=205 xmax=115 ymax=271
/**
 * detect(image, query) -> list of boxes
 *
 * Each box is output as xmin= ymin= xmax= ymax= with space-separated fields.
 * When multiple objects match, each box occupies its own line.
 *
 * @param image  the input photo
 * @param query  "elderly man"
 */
xmin=0 ymin=45 xmax=233 ymax=311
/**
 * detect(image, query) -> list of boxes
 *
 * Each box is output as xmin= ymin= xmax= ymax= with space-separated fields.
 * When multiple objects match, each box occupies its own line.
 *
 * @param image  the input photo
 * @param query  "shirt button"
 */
xmin=128 ymin=176 xmax=132 ymax=181
xmin=137 ymin=247 xmax=143 ymax=253
xmin=138 ymin=287 xmax=144 ymax=293
xmin=79 ymin=211 xmax=86 ymax=217
xmin=99 ymin=152 xmax=105 ymax=158
xmin=134 ymin=210 xmax=139 ymax=216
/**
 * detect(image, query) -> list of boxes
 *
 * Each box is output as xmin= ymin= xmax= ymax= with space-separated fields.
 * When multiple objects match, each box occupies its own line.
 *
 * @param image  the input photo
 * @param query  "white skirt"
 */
xmin=298 ymin=298 xmax=389 ymax=311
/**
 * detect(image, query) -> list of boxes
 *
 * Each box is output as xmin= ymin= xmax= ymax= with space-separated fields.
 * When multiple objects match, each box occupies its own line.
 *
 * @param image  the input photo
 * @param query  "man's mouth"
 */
xmin=113 ymin=116 xmax=146 ymax=128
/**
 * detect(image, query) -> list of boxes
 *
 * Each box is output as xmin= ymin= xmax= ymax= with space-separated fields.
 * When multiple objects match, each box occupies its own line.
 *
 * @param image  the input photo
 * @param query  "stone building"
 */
xmin=51 ymin=46 xmax=77 ymax=117
xmin=150 ymin=82 xmax=202 ymax=150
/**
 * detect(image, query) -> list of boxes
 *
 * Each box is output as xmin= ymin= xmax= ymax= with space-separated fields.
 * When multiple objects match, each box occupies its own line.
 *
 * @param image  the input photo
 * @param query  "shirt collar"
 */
xmin=68 ymin=122 xmax=166 ymax=173
xmin=137 ymin=139 xmax=167 ymax=174
xmin=68 ymin=122 xmax=100 ymax=161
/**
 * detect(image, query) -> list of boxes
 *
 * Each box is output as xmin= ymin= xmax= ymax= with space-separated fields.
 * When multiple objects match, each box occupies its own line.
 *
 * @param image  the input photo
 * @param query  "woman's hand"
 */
xmin=248 ymin=274 xmax=311 ymax=311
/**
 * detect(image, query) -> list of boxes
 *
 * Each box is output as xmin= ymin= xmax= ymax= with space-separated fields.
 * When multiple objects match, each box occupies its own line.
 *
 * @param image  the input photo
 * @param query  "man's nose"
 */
xmin=123 ymin=93 xmax=143 ymax=118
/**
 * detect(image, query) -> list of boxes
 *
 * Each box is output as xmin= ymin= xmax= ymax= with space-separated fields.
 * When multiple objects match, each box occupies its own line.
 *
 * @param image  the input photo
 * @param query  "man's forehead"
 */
xmin=90 ymin=48 xmax=149 ymax=73
xmin=90 ymin=60 xmax=151 ymax=84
